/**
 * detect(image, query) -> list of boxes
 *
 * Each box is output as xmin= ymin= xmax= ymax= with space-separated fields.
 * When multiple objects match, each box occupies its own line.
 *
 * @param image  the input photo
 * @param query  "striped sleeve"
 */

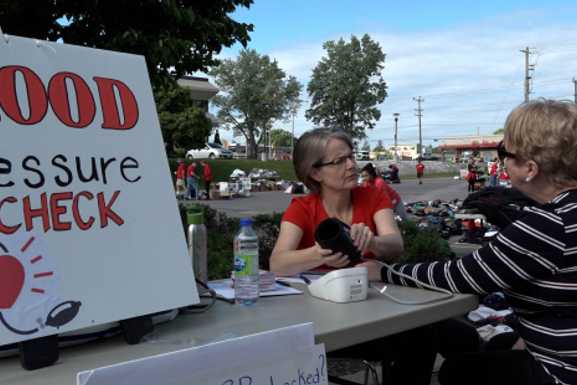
xmin=381 ymin=210 xmax=565 ymax=294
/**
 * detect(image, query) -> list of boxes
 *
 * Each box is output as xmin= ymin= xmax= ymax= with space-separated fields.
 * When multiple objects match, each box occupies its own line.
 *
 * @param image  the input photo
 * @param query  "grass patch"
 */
xmin=168 ymin=158 xmax=459 ymax=183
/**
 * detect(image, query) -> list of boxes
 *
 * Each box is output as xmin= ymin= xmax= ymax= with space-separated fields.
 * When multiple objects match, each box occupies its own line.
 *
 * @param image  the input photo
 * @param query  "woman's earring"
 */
xmin=525 ymin=177 xmax=532 ymax=183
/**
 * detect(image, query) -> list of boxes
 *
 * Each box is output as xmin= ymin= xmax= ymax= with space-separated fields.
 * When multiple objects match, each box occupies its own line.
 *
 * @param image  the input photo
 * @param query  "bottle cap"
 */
xmin=240 ymin=218 xmax=253 ymax=226
xmin=187 ymin=211 xmax=204 ymax=225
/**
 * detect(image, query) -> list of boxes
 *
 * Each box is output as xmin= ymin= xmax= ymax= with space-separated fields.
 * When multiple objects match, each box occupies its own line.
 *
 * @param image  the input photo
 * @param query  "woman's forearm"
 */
xmin=270 ymin=246 xmax=325 ymax=276
xmin=369 ymin=233 xmax=404 ymax=262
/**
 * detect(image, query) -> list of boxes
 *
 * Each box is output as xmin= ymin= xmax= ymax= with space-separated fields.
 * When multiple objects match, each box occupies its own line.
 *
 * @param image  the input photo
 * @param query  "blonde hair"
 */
xmin=293 ymin=128 xmax=354 ymax=193
xmin=504 ymin=99 xmax=577 ymax=186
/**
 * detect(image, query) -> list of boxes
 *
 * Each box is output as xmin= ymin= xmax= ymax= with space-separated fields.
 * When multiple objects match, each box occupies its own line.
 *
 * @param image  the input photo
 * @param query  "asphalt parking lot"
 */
xmin=196 ymin=176 xmax=469 ymax=218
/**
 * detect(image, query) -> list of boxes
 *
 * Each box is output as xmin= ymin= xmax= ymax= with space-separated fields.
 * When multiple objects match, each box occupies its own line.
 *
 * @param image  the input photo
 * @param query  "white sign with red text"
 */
xmin=0 ymin=35 xmax=199 ymax=345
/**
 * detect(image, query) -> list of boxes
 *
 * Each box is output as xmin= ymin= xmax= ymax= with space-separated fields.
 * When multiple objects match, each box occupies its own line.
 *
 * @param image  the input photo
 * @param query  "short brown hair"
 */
xmin=504 ymin=99 xmax=577 ymax=186
xmin=292 ymin=128 xmax=354 ymax=193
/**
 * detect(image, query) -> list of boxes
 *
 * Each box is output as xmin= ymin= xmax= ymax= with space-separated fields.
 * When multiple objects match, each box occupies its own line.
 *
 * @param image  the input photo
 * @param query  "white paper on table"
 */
xmin=208 ymin=279 xmax=302 ymax=300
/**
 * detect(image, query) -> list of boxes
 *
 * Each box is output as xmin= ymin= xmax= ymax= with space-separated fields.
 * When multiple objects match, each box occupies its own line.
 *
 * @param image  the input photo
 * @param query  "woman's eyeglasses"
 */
xmin=497 ymin=140 xmax=516 ymax=162
xmin=314 ymin=153 xmax=356 ymax=168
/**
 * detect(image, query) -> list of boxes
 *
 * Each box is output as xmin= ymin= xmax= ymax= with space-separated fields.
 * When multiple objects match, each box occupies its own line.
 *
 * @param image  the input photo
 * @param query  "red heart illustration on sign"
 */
xmin=0 ymin=255 xmax=25 ymax=309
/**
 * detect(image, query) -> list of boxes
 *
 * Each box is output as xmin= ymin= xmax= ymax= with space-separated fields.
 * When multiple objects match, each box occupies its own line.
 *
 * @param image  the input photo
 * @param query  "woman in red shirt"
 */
xmin=270 ymin=129 xmax=403 ymax=276
xmin=270 ymin=128 xmax=434 ymax=385
xmin=360 ymin=163 xmax=407 ymax=219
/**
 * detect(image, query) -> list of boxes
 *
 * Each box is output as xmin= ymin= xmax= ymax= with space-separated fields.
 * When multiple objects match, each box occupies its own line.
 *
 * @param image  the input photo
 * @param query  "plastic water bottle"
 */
xmin=234 ymin=218 xmax=260 ymax=305
xmin=187 ymin=210 xmax=208 ymax=291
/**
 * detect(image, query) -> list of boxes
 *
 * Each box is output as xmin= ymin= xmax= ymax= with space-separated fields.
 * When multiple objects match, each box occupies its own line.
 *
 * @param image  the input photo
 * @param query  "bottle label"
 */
xmin=234 ymin=252 xmax=257 ymax=276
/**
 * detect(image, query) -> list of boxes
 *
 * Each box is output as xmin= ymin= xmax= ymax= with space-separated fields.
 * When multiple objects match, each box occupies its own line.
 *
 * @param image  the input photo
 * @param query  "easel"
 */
xmin=17 ymin=315 xmax=154 ymax=370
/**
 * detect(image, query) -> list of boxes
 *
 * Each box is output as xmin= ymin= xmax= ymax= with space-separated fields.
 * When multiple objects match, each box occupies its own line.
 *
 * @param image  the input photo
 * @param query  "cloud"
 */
xmin=217 ymin=6 xmax=577 ymax=147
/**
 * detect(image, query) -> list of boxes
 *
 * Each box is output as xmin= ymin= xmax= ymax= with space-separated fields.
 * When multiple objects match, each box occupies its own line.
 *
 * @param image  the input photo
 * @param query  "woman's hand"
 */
xmin=350 ymin=223 xmax=374 ymax=254
xmin=315 ymin=243 xmax=350 ymax=268
xmin=357 ymin=260 xmax=384 ymax=281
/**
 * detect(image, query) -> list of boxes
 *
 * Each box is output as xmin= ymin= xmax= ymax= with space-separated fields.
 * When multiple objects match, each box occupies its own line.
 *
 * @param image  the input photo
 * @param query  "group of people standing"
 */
xmin=175 ymin=159 xmax=213 ymax=200
xmin=466 ymin=157 xmax=510 ymax=192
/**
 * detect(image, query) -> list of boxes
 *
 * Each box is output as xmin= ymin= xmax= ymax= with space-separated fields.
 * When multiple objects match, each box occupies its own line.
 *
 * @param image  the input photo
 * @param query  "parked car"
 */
xmin=186 ymin=143 xmax=233 ymax=159
xmin=355 ymin=150 xmax=370 ymax=161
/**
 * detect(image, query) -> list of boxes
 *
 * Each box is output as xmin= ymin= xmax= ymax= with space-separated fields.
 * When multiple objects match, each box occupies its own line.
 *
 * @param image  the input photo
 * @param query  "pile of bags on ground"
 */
xmin=403 ymin=186 xmax=539 ymax=243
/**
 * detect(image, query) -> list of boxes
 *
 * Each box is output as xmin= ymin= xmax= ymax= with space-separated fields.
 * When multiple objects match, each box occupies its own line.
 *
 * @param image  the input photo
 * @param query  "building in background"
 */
xmin=387 ymin=144 xmax=432 ymax=160
xmin=435 ymin=135 xmax=502 ymax=163
xmin=177 ymin=76 xmax=220 ymax=130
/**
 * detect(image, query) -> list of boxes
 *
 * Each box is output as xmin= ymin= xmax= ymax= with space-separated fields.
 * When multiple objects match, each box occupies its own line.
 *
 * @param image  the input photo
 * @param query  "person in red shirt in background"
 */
xmin=488 ymin=157 xmax=499 ymax=187
xmin=186 ymin=161 xmax=198 ymax=200
xmin=200 ymin=160 xmax=213 ymax=200
xmin=360 ymin=163 xmax=407 ymax=220
xmin=416 ymin=159 xmax=425 ymax=184
xmin=388 ymin=163 xmax=400 ymax=183
xmin=498 ymin=166 xmax=510 ymax=186
xmin=466 ymin=163 xmax=478 ymax=192
xmin=175 ymin=159 xmax=186 ymax=200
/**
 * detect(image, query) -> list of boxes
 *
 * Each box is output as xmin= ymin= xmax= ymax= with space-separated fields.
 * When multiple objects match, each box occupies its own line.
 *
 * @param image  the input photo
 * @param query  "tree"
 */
xmin=155 ymin=84 xmax=212 ymax=156
xmin=0 ymin=0 xmax=254 ymax=88
xmin=0 ymin=1 xmax=253 ymax=152
xmin=211 ymin=49 xmax=302 ymax=159
xmin=270 ymin=129 xmax=294 ymax=148
xmin=306 ymin=34 xmax=387 ymax=139
xmin=361 ymin=141 xmax=371 ymax=151
xmin=493 ymin=128 xmax=505 ymax=135
xmin=373 ymin=140 xmax=385 ymax=152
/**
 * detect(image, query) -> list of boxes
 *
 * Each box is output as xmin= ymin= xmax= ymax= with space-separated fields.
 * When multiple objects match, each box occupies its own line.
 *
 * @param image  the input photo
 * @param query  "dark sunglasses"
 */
xmin=497 ymin=140 xmax=516 ymax=162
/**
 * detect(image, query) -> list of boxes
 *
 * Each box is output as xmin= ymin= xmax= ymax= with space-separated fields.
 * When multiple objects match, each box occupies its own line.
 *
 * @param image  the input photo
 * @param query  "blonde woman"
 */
xmin=362 ymin=99 xmax=577 ymax=385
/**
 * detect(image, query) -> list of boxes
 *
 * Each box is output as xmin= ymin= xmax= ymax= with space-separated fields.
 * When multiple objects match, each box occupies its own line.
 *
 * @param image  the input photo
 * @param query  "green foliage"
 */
xmin=210 ymin=49 xmax=302 ymax=158
xmin=178 ymin=204 xmax=453 ymax=279
xmin=493 ymin=128 xmax=505 ymax=135
xmin=306 ymin=34 xmax=388 ymax=139
xmin=179 ymin=203 xmax=238 ymax=280
xmin=155 ymin=82 xmax=212 ymax=156
xmin=178 ymin=205 xmax=283 ymax=279
xmin=0 ymin=0 xmax=254 ymax=88
xmin=270 ymin=129 xmax=294 ymax=148
xmin=252 ymin=213 xmax=284 ymax=270
xmin=397 ymin=220 xmax=454 ymax=263
xmin=1 ymin=1 xmax=253 ymax=156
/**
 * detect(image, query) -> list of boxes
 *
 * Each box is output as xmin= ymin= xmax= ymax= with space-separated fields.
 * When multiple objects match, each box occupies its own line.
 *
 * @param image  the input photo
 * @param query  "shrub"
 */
xmin=179 ymin=204 xmax=454 ymax=279
xmin=179 ymin=205 xmax=283 ymax=279
xmin=397 ymin=220 xmax=454 ymax=263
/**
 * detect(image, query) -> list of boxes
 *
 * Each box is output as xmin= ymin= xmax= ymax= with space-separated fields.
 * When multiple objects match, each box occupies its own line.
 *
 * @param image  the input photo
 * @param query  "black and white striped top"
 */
xmin=381 ymin=189 xmax=577 ymax=384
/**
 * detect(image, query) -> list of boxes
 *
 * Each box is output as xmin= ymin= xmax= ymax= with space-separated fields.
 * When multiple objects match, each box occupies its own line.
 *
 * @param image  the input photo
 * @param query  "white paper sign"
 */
xmin=77 ymin=323 xmax=328 ymax=385
xmin=0 ymin=35 xmax=199 ymax=346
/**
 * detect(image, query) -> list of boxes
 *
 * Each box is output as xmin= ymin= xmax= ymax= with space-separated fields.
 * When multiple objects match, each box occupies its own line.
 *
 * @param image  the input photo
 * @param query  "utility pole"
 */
xmin=413 ymin=97 xmax=424 ymax=159
xmin=393 ymin=113 xmax=400 ymax=162
xmin=520 ymin=47 xmax=536 ymax=103
xmin=573 ymin=78 xmax=577 ymax=104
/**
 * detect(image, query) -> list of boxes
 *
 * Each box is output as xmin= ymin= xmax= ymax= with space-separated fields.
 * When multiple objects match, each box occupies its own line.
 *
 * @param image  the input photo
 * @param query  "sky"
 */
xmin=210 ymin=0 xmax=577 ymax=148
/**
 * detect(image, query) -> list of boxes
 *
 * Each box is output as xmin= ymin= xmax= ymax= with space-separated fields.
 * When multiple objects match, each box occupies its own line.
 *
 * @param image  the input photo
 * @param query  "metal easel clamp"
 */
xmin=0 ymin=25 xmax=10 ymax=43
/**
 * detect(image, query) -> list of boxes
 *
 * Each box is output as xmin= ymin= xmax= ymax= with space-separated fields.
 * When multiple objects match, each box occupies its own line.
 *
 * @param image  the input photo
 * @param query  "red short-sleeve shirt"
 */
xmin=373 ymin=177 xmax=401 ymax=206
xmin=282 ymin=186 xmax=393 ymax=257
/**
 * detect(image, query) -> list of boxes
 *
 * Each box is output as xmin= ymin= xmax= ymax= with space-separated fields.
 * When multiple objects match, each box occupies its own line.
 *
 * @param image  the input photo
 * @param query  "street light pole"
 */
xmin=393 ymin=113 xmax=400 ymax=162
xmin=413 ymin=96 xmax=424 ymax=160
xmin=291 ymin=111 xmax=295 ymax=159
